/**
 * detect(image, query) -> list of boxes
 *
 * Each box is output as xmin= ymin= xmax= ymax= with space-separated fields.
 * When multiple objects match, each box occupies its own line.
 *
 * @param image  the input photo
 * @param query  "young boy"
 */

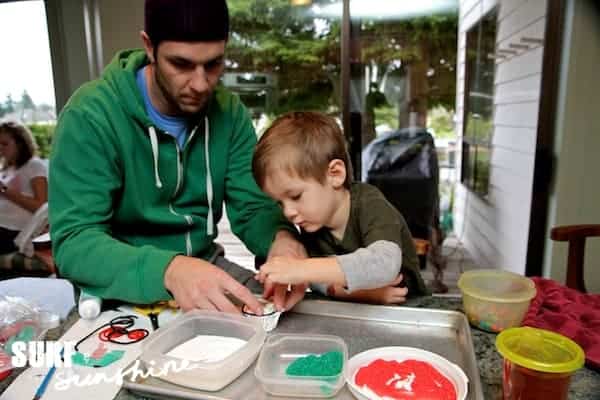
xmin=252 ymin=111 xmax=429 ymax=304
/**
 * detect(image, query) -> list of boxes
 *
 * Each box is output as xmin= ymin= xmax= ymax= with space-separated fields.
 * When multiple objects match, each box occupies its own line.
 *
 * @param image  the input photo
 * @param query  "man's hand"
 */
xmin=263 ymin=230 xmax=308 ymax=311
xmin=164 ymin=255 xmax=263 ymax=314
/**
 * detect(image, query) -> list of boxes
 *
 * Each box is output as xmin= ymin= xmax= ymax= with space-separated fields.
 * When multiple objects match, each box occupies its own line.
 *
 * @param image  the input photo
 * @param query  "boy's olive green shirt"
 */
xmin=300 ymin=183 xmax=430 ymax=297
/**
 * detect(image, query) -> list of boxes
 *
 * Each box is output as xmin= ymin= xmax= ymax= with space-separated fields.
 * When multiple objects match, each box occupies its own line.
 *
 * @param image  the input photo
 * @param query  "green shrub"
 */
xmin=27 ymin=123 xmax=55 ymax=159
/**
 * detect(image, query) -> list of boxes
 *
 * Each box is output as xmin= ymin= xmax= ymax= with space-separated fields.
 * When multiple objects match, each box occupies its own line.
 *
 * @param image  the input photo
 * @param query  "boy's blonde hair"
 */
xmin=253 ymin=111 xmax=353 ymax=190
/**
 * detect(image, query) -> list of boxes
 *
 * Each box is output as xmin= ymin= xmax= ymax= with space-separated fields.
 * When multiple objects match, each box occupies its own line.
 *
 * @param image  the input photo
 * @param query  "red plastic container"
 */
xmin=503 ymin=359 xmax=572 ymax=400
xmin=496 ymin=327 xmax=585 ymax=400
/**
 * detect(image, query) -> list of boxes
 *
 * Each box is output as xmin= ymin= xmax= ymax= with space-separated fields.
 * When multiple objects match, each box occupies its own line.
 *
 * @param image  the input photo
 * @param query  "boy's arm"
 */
xmin=256 ymin=256 xmax=346 ymax=286
xmin=256 ymin=240 xmax=402 ymax=291
xmin=335 ymin=240 xmax=402 ymax=292
xmin=328 ymin=275 xmax=408 ymax=305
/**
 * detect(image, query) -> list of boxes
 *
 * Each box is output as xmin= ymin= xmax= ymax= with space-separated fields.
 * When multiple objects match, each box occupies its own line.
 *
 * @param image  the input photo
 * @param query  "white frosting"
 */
xmin=262 ymin=302 xmax=276 ymax=314
xmin=166 ymin=335 xmax=247 ymax=363
xmin=386 ymin=372 xmax=415 ymax=391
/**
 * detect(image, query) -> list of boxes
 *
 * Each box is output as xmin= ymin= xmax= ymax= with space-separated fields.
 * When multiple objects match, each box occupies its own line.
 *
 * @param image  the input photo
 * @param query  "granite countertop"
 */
xmin=2 ymin=296 xmax=599 ymax=399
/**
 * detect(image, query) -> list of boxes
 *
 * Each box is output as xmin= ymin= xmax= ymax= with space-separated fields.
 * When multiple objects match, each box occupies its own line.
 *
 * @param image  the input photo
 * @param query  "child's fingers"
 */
xmin=390 ymin=274 xmax=404 ymax=286
xmin=271 ymin=282 xmax=288 ymax=311
xmin=256 ymin=272 xmax=267 ymax=283
xmin=395 ymin=285 xmax=409 ymax=297
xmin=255 ymin=269 xmax=270 ymax=282
xmin=262 ymin=280 xmax=276 ymax=300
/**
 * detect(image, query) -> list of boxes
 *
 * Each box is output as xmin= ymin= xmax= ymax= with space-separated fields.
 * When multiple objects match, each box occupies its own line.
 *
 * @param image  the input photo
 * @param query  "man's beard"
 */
xmin=153 ymin=66 xmax=206 ymax=117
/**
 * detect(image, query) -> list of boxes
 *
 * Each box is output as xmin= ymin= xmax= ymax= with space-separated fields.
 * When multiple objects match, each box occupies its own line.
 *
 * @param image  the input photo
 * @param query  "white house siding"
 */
xmin=454 ymin=0 xmax=547 ymax=274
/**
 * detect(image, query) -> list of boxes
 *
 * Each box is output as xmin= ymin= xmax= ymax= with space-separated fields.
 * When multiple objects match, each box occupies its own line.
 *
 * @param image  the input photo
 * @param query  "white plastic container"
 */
xmin=255 ymin=334 xmax=347 ymax=398
xmin=138 ymin=310 xmax=266 ymax=391
xmin=345 ymin=347 xmax=468 ymax=400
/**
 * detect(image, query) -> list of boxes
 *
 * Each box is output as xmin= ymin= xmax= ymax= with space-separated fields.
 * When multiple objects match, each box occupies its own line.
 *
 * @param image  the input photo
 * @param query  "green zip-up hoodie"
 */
xmin=49 ymin=49 xmax=290 ymax=303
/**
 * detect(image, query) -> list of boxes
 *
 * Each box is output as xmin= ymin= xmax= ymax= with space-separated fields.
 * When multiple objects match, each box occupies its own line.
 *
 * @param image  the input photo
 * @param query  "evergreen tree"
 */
xmin=226 ymin=0 xmax=457 ymax=126
xmin=5 ymin=94 xmax=15 ymax=113
xmin=21 ymin=90 xmax=35 ymax=110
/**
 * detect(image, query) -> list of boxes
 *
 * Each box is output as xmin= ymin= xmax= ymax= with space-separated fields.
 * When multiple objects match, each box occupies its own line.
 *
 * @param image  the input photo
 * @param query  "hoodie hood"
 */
xmin=102 ymin=49 xmax=153 ymax=127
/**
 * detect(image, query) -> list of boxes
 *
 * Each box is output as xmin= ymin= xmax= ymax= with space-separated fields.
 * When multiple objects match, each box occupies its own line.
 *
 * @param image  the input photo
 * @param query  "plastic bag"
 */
xmin=0 ymin=295 xmax=59 ymax=378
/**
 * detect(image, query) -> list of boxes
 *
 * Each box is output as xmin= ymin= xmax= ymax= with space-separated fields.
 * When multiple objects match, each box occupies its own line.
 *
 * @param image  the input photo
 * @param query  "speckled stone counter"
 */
xmin=402 ymin=296 xmax=600 ymax=400
xmin=2 ymin=296 xmax=599 ymax=399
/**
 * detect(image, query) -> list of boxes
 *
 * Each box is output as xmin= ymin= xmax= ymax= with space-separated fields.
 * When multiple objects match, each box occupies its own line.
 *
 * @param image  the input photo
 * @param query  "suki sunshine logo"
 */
xmin=10 ymin=341 xmax=75 ymax=368
xmin=9 ymin=340 xmax=200 ymax=391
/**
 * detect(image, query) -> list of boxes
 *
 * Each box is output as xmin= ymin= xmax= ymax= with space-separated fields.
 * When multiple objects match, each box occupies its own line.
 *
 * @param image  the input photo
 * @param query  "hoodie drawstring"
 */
xmin=148 ymin=126 xmax=163 ymax=189
xmin=147 ymin=120 xmax=213 ymax=236
xmin=204 ymin=117 xmax=214 ymax=236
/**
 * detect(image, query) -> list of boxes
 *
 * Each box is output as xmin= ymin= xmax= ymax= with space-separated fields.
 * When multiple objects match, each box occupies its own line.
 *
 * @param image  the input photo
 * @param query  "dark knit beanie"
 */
xmin=144 ymin=0 xmax=229 ymax=46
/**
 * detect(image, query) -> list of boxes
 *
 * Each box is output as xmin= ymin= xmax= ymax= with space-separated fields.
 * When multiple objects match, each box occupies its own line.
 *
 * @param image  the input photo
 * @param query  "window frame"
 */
xmin=460 ymin=8 xmax=498 ymax=197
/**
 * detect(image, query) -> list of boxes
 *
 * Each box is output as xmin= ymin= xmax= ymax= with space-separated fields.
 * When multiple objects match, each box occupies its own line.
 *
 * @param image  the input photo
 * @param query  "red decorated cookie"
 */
xmin=354 ymin=358 xmax=456 ymax=400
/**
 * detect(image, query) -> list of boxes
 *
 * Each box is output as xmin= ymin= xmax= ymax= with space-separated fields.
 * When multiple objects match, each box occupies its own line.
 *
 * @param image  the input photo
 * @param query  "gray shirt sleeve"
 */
xmin=336 ymin=240 xmax=402 ymax=292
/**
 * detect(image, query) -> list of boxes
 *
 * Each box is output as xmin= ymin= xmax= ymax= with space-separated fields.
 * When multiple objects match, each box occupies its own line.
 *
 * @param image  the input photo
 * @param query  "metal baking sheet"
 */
xmin=123 ymin=299 xmax=484 ymax=399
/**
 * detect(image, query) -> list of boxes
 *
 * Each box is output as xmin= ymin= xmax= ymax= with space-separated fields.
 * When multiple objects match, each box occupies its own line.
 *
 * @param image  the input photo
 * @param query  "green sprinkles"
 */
xmin=285 ymin=350 xmax=343 ymax=377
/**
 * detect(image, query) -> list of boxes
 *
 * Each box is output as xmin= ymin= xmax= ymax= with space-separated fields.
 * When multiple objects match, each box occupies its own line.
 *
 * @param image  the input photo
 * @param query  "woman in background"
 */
xmin=0 ymin=121 xmax=48 ymax=254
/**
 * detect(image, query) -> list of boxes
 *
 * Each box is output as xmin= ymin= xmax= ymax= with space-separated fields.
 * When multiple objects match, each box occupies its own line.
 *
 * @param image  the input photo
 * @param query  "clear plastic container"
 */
xmin=0 ymin=295 xmax=58 ymax=380
xmin=255 ymin=334 xmax=347 ymax=398
xmin=496 ymin=327 xmax=584 ymax=400
xmin=0 ymin=317 xmax=49 ymax=379
xmin=458 ymin=269 xmax=536 ymax=332
xmin=138 ymin=310 xmax=266 ymax=391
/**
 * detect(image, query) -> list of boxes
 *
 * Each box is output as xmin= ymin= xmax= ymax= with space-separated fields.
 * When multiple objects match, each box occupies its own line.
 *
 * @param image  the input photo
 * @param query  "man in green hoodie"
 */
xmin=49 ymin=0 xmax=306 ymax=314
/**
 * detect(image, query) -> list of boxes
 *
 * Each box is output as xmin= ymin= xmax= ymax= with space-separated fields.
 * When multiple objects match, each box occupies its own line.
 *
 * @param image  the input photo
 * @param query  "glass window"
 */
xmin=347 ymin=2 xmax=459 ymax=146
xmin=225 ymin=0 xmax=341 ymax=135
xmin=0 ymin=0 xmax=57 ymax=158
xmin=461 ymin=9 xmax=497 ymax=197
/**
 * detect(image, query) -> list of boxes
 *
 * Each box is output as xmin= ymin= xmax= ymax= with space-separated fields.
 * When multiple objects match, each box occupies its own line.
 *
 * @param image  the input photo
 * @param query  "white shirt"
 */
xmin=0 ymin=157 xmax=48 ymax=231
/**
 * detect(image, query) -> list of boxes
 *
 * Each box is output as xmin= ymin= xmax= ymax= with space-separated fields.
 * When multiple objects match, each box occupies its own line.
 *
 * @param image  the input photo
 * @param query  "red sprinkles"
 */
xmin=355 ymin=358 xmax=456 ymax=400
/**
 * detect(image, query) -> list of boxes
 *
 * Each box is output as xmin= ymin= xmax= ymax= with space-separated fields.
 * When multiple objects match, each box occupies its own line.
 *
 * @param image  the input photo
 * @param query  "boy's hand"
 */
xmin=262 ymin=280 xmax=308 ymax=312
xmin=256 ymin=256 xmax=309 ymax=285
xmin=263 ymin=230 xmax=308 ymax=311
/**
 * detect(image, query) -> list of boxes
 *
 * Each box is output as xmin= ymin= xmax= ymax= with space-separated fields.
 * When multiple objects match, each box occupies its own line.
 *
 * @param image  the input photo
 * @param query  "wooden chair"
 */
xmin=550 ymin=224 xmax=600 ymax=293
xmin=413 ymin=238 xmax=430 ymax=256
